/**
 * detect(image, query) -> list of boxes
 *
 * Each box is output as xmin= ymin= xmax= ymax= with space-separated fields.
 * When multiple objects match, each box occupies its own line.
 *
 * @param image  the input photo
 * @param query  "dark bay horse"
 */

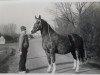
xmin=31 ymin=15 xmax=85 ymax=73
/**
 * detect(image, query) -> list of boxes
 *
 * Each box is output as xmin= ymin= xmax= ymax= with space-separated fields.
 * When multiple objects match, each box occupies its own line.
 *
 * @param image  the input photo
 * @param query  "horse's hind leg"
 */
xmin=51 ymin=53 xmax=56 ymax=73
xmin=71 ymin=50 xmax=80 ymax=72
xmin=75 ymin=50 xmax=80 ymax=72
xmin=71 ymin=51 xmax=77 ymax=70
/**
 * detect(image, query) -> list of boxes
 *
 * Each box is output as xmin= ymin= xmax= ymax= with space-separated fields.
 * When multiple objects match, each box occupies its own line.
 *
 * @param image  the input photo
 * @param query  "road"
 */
xmin=26 ymin=38 xmax=100 ymax=74
xmin=1 ymin=38 xmax=100 ymax=74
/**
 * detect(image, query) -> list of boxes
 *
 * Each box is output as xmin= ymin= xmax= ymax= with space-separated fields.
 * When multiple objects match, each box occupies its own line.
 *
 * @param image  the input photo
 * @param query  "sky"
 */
xmin=0 ymin=0 xmax=97 ymax=34
xmin=0 ymin=0 xmax=56 ymax=34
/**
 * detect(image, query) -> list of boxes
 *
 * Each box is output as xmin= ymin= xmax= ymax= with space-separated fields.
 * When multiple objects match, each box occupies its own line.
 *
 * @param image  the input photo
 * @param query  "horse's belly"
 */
xmin=57 ymin=49 xmax=70 ymax=54
xmin=57 ymin=43 xmax=71 ymax=54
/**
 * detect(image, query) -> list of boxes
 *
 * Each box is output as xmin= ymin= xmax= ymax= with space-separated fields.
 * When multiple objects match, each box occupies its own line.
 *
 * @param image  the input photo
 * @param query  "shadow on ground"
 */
xmin=27 ymin=60 xmax=100 ymax=73
xmin=27 ymin=61 xmax=73 ymax=73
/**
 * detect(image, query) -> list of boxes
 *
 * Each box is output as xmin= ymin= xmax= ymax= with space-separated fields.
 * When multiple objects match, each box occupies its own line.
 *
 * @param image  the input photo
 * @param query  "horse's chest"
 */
xmin=42 ymin=39 xmax=53 ymax=51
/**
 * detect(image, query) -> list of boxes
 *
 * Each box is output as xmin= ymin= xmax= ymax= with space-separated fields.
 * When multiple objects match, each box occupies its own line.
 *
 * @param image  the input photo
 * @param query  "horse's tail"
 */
xmin=79 ymin=43 xmax=87 ymax=63
xmin=77 ymin=37 xmax=86 ymax=62
xmin=78 ymin=47 xmax=85 ymax=62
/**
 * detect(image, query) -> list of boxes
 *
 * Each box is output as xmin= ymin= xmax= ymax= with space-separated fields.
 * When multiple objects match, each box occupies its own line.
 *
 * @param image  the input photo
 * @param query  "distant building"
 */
xmin=0 ymin=36 xmax=5 ymax=44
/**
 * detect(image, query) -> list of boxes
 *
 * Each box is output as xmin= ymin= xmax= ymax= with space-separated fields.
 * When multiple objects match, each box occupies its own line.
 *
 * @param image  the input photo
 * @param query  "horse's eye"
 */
xmin=38 ymin=21 xmax=40 ymax=24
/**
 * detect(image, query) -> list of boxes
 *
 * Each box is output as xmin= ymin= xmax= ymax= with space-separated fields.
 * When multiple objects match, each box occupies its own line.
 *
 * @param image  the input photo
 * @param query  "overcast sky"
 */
xmin=0 ymin=0 xmax=56 ymax=34
xmin=0 ymin=0 xmax=97 ymax=34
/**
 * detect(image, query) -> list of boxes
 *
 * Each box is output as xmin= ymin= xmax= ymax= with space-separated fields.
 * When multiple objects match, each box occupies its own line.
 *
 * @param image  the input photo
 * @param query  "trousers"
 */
xmin=19 ymin=47 xmax=28 ymax=71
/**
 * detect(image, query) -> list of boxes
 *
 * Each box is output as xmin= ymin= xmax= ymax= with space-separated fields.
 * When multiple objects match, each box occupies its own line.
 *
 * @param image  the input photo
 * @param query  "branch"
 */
xmin=56 ymin=3 xmax=73 ymax=24
xmin=82 ymin=2 xmax=95 ymax=14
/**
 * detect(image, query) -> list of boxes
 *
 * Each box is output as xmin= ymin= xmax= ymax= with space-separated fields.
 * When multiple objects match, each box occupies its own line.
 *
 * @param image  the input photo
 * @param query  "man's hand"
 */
xmin=19 ymin=51 xmax=22 ymax=55
xmin=18 ymin=49 xmax=22 ymax=56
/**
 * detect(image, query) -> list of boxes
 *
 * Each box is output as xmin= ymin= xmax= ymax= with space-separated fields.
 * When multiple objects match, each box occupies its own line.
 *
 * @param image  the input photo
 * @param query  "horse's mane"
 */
xmin=41 ymin=19 xmax=48 ymax=25
xmin=41 ymin=19 xmax=54 ymax=30
xmin=41 ymin=19 xmax=58 ymax=34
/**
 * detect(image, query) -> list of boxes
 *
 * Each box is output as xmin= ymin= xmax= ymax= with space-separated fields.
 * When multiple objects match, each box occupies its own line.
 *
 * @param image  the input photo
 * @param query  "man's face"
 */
xmin=21 ymin=28 xmax=26 ymax=31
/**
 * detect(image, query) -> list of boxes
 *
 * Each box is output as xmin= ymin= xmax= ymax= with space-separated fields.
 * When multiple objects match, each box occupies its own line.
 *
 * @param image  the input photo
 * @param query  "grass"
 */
xmin=0 ymin=43 xmax=18 ymax=63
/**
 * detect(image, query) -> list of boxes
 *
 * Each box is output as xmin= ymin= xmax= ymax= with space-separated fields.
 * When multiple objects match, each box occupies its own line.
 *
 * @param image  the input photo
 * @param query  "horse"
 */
xmin=31 ymin=15 xmax=85 ymax=73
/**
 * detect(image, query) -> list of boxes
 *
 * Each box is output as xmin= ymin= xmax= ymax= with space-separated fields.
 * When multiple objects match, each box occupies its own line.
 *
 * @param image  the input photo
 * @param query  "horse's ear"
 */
xmin=39 ymin=15 xmax=41 ymax=19
xmin=35 ymin=15 xmax=37 ymax=19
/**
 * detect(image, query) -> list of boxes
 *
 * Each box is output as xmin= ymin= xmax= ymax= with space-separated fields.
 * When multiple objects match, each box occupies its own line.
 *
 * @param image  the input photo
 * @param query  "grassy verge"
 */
xmin=0 ymin=43 xmax=18 ymax=65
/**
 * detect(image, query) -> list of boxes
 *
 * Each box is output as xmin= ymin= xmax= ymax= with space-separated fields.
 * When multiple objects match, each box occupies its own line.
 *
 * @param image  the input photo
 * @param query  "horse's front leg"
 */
xmin=46 ymin=52 xmax=52 ymax=73
xmin=71 ymin=51 xmax=80 ymax=72
xmin=51 ymin=53 xmax=56 ymax=73
xmin=75 ymin=50 xmax=80 ymax=72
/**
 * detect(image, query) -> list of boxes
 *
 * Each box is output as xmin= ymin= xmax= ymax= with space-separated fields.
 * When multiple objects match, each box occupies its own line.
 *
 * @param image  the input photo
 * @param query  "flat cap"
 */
xmin=20 ymin=26 xmax=26 ymax=30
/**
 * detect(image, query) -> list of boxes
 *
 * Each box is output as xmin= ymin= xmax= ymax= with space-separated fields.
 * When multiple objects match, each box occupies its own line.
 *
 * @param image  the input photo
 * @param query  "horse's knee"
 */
xmin=51 ymin=54 xmax=55 ymax=63
xmin=52 ymin=58 xmax=55 ymax=63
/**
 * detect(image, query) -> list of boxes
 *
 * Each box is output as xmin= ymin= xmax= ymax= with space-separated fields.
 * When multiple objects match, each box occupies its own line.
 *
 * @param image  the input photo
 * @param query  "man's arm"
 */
xmin=19 ymin=33 xmax=24 ymax=51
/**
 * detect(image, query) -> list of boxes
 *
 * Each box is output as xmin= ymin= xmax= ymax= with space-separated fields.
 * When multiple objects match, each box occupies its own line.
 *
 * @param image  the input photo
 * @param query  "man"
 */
xmin=18 ymin=26 xmax=29 ymax=73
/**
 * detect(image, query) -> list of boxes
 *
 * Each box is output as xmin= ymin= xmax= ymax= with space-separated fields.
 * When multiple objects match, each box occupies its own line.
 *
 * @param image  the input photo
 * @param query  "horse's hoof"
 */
xmin=47 ymin=69 xmax=51 ymax=73
xmin=72 ymin=67 xmax=76 ymax=69
xmin=75 ymin=71 xmax=78 ymax=73
xmin=47 ymin=65 xmax=52 ymax=73
xmin=47 ymin=71 xmax=51 ymax=73
xmin=51 ymin=72 xmax=55 ymax=74
xmin=75 ymin=69 xmax=79 ymax=73
xmin=47 ymin=70 xmax=51 ymax=73
xmin=51 ymin=71 xmax=55 ymax=74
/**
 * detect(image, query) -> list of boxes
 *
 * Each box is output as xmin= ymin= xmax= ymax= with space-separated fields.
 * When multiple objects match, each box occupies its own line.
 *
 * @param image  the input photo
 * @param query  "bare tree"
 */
xmin=0 ymin=23 xmax=19 ymax=43
xmin=55 ymin=3 xmax=76 ymax=28
xmin=53 ymin=2 xmax=100 ymax=63
xmin=49 ymin=2 xmax=94 ymax=35
xmin=0 ymin=23 xmax=16 ymax=36
xmin=75 ymin=2 xmax=94 ymax=35
xmin=48 ymin=2 xmax=100 ymax=63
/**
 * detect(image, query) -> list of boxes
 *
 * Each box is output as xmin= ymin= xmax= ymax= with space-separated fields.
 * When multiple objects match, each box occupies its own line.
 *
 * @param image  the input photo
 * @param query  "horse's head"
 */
xmin=31 ymin=15 xmax=42 ymax=34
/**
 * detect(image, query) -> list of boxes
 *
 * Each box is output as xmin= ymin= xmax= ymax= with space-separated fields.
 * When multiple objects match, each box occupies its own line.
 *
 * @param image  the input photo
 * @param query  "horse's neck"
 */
xmin=41 ymin=24 xmax=55 ymax=38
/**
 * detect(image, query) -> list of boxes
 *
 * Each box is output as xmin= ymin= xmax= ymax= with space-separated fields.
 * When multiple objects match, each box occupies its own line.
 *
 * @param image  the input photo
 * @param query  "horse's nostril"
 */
xmin=31 ymin=30 xmax=33 ymax=34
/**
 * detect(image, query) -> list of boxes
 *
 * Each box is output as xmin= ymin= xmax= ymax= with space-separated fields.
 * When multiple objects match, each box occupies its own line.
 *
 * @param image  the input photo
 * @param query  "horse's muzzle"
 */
xmin=31 ymin=29 xmax=36 ymax=34
xmin=31 ymin=30 xmax=34 ymax=34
